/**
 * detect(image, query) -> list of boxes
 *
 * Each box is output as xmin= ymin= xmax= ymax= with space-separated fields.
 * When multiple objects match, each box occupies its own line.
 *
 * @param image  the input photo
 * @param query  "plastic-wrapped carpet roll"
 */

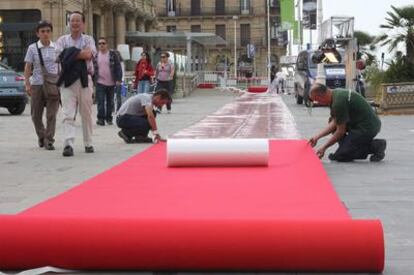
xmin=167 ymin=139 xmax=269 ymax=167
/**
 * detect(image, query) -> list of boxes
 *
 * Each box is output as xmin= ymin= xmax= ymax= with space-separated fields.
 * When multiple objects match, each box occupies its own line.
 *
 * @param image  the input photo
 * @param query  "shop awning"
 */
xmin=125 ymin=31 xmax=227 ymax=47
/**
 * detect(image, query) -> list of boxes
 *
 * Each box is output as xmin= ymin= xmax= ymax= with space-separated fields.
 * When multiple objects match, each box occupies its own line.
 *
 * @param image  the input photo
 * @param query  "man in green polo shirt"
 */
xmin=308 ymin=84 xmax=386 ymax=162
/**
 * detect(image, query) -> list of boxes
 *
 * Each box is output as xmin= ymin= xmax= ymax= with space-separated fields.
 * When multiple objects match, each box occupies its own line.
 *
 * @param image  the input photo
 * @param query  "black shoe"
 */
xmin=106 ymin=120 xmax=113 ymax=125
xmin=38 ymin=138 xmax=44 ymax=148
xmin=370 ymin=139 xmax=386 ymax=162
xmin=85 ymin=146 xmax=94 ymax=153
xmin=328 ymin=153 xmax=337 ymax=161
xmin=97 ymin=119 xmax=105 ymax=126
xmin=62 ymin=145 xmax=74 ymax=157
xmin=45 ymin=143 xmax=55 ymax=151
xmin=133 ymin=136 xmax=153 ymax=143
xmin=118 ymin=131 xmax=132 ymax=144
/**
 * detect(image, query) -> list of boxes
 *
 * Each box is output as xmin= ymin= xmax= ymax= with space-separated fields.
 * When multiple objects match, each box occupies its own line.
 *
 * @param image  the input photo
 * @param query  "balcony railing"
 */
xmin=158 ymin=6 xmax=255 ymax=17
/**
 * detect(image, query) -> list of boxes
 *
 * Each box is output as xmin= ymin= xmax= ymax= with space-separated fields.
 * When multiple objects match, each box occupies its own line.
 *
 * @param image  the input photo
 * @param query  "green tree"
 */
xmin=376 ymin=5 xmax=414 ymax=65
xmin=354 ymin=30 xmax=376 ymax=66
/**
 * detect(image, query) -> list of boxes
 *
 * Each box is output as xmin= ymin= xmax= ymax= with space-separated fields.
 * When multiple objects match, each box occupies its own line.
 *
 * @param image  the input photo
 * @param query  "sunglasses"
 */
xmin=98 ymin=42 xmax=106 ymax=45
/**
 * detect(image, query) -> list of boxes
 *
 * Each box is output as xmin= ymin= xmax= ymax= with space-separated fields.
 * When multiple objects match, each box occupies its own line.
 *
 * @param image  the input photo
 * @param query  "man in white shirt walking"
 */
xmin=24 ymin=20 xmax=60 ymax=151
xmin=55 ymin=11 xmax=96 ymax=157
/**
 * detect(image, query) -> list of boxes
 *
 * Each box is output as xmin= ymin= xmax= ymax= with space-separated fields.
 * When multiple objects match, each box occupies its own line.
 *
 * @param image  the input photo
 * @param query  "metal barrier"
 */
xmin=195 ymin=71 xmax=269 ymax=89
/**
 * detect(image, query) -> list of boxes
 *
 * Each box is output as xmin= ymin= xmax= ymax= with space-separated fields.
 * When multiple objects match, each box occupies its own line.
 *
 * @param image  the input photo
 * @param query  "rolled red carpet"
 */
xmin=248 ymin=86 xmax=268 ymax=93
xmin=0 ymin=216 xmax=383 ymax=272
xmin=0 ymin=140 xmax=385 ymax=272
xmin=197 ymin=83 xmax=216 ymax=89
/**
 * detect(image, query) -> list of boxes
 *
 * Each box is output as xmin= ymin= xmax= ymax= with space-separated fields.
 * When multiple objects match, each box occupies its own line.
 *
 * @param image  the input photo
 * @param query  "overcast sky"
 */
xmin=323 ymin=0 xmax=413 ymax=36
xmin=296 ymin=0 xmax=413 ymax=59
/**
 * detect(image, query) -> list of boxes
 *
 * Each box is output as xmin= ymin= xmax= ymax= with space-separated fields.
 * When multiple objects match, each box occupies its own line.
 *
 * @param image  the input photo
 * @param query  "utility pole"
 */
xmin=233 ymin=16 xmax=238 ymax=79
xmin=317 ymin=0 xmax=323 ymax=44
xmin=296 ymin=0 xmax=302 ymax=52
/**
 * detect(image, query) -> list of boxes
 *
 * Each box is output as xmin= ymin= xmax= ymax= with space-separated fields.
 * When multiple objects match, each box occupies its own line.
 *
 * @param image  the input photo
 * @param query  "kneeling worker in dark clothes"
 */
xmin=308 ymin=84 xmax=387 ymax=162
xmin=116 ymin=89 xmax=171 ymax=143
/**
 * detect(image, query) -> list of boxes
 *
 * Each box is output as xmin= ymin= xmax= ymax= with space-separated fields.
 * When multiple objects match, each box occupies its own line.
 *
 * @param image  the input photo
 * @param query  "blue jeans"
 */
xmin=96 ymin=83 xmax=115 ymax=122
xmin=138 ymin=80 xmax=150 ymax=93
xmin=116 ymin=114 xmax=150 ymax=138
xmin=114 ymin=84 xmax=122 ymax=111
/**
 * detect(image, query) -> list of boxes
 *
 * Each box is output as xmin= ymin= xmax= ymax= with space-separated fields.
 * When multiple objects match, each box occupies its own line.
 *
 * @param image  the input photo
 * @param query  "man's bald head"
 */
xmin=310 ymin=83 xmax=328 ymax=96
xmin=309 ymin=84 xmax=332 ymax=105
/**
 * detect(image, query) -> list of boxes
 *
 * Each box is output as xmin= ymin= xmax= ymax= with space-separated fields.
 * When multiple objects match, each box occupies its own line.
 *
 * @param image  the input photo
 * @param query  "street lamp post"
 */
xmin=233 ymin=15 xmax=238 ymax=79
xmin=267 ymin=0 xmax=271 ymax=86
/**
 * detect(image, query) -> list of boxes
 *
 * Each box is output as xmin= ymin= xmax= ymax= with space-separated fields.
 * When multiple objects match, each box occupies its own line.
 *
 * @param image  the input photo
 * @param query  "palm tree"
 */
xmin=376 ymin=5 xmax=414 ymax=65
xmin=354 ymin=30 xmax=376 ymax=66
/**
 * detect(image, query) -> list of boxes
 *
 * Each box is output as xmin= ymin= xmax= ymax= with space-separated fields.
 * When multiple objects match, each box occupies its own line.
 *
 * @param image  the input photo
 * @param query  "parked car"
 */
xmin=0 ymin=62 xmax=27 ymax=115
xmin=294 ymin=50 xmax=346 ymax=106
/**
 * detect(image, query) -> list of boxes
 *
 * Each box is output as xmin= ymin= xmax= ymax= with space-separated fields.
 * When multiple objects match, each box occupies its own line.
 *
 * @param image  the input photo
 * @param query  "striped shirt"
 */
xmin=55 ymin=34 xmax=97 ymax=75
xmin=24 ymin=41 xmax=58 ymax=85
xmin=156 ymin=62 xmax=174 ymax=81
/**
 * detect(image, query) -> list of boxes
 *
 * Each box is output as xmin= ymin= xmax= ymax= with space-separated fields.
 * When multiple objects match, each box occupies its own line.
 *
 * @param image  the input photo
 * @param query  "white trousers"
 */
xmin=60 ymin=77 xmax=94 ymax=148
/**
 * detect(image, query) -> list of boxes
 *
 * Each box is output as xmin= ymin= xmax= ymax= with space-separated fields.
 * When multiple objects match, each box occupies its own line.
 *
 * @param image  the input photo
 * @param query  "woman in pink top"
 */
xmin=155 ymin=52 xmax=175 ymax=113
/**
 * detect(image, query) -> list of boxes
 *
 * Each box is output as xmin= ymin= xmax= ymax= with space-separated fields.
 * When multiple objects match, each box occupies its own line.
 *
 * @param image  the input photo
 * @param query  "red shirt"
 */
xmin=134 ymin=59 xmax=155 ymax=85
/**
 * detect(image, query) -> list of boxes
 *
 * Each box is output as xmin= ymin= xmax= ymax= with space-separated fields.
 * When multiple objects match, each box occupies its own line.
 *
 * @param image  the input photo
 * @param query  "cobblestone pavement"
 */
xmin=0 ymin=89 xmax=413 ymax=275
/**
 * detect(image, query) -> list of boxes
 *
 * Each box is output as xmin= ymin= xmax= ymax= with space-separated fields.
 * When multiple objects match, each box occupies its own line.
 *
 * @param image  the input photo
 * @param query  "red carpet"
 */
xmin=0 ymin=140 xmax=384 ymax=272
xmin=248 ymin=86 xmax=268 ymax=93
xmin=197 ymin=83 xmax=216 ymax=89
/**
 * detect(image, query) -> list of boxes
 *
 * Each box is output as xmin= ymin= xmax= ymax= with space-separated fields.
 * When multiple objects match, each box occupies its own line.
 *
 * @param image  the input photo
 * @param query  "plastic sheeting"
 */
xmin=167 ymin=139 xmax=269 ymax=167
xmin=170 ymin=92 xmax=300 ymax=139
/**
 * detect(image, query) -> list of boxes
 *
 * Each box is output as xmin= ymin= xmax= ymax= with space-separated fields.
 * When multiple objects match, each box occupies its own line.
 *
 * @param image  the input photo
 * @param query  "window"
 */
xmin=166 ymin=25 xmax=177 ymax=32
xmin=0 ymin=9 xmax=41 ymax=71
xmin=240 ymin=24 xmax=250 ymax=46
xmin=191 ymin=25 xmax=201 ymax=32
xmin=269 ymin=0 xmax=279 ymax=8
xmin=93 ymin=14 xmax=101 ymax=41
xmin=240 ymin=0 xmax=251 ymax=14
xmin=215 ymin=0 xmax=225 ymax=15
xmin=191 ymin=0 xmax=201 ymax=16
xmin=166 ymin=0 xmax=177 ymax=16
xmin=215 ymin=25 xmax=226 ymax=40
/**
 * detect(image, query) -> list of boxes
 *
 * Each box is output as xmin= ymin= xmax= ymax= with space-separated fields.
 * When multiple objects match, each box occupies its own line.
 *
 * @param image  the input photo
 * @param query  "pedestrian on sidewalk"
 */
xmin=308 ymin=84 xmax=387 ymax=162
xmin=93 ymin=37 xmax=123 ymax=126
xmin=275 ymin=69 xmax=287 ymax=94
xmin=133 ymin=51 xmax=155 ymax=94
xmin=114 ymin=50 xmax=125 ymax=112
xmin=116 ymin=89 xmax=171 ymax=144
xmin=24 ymin=20 xmax=60 ymax=151
xmin=155 ymin=52 xmax=175 ymax=113
xmin=55 ymin=11 xmax=96 ymax=157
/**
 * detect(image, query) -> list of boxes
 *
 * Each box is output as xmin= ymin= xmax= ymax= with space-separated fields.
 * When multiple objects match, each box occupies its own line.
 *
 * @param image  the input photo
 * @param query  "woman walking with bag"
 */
xmin=24 ymin=20 xmax=60 ymax=150
xmin=155 ymin=52 xmax=175 ymax=113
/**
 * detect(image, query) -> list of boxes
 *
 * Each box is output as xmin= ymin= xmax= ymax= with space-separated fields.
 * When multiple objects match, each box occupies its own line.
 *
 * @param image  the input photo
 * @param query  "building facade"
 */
xmin=0 ymin=0 xmax=156 ymax=71
xmin=154 ymin=0 xmax=286 ymax=77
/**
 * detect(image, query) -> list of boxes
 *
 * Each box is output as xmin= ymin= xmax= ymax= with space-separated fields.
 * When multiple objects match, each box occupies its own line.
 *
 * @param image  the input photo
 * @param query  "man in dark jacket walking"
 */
xmin=93 ymin=37 xmax=122 ymax=126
